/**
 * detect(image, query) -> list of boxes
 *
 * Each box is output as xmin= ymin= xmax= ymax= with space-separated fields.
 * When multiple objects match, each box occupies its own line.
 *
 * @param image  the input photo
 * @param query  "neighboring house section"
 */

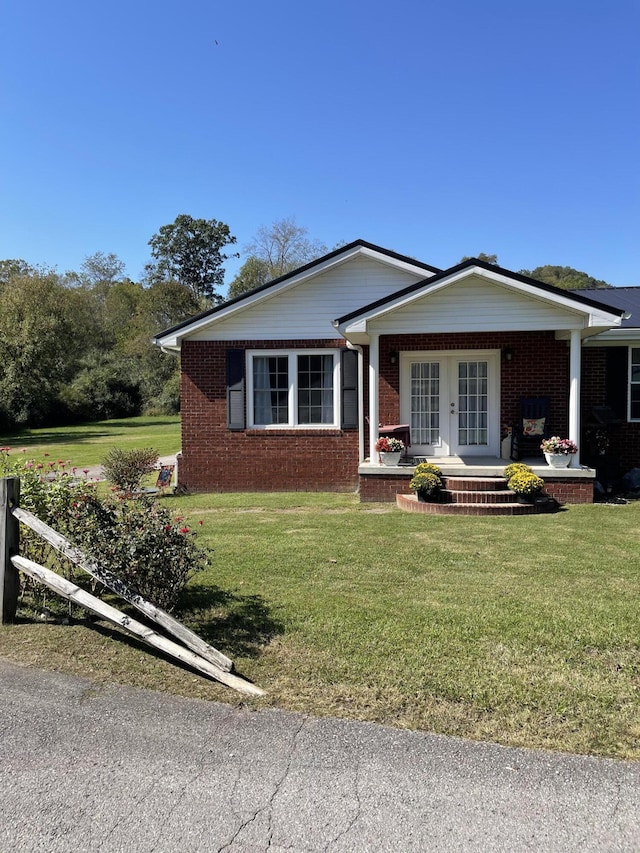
xmin=154 ymin=240 xmax=632 ymax=502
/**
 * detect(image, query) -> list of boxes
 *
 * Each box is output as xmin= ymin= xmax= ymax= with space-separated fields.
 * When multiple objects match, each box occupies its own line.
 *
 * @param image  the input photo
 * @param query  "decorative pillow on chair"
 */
xmin=522 ymin=417 xmax=545 ymax=436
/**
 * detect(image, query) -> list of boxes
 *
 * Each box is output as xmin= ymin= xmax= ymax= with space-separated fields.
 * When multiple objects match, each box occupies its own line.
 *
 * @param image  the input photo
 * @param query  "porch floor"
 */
xmin=359 ymin=456 xmax=595 ymax=480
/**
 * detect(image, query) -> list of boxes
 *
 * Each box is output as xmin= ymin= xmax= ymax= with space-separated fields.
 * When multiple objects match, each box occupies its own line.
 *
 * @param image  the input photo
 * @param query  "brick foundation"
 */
xmin=360 ymin=472 xmax=594 ymax=504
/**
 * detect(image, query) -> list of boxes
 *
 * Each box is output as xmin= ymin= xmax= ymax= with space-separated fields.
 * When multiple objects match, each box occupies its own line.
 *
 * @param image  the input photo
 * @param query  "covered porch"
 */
xmin=332 ymin=260 xmax=624 ymax=505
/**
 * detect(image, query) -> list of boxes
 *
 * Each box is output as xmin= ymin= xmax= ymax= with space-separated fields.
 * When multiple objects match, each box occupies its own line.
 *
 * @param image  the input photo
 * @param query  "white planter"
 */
xmin=544 ymin=452 xmax=571 ymax=468
xmin=379 ymin=451 xmax=402 ymax=466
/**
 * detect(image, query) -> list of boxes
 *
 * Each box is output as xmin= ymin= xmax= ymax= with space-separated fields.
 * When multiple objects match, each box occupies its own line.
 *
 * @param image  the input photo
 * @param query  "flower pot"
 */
xmin=516 ymin=493 xmax=539 ymax=504
xmin=417 ymin=488 xmax=440 ymax=503
xmin=544 ymin=452 xmax=571 ymax=468
xmin=379 ymin=451 xmax=402 ymax=466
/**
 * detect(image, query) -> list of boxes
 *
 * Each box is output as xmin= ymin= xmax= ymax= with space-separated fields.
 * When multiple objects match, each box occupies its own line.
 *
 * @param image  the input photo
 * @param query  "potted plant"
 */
xmin=503 ymin=462 xmax=533 ymax=481
xmin=540 ymin=436 xmax=578 ymax=468
xmin=375 ymin=436 xmax=405 ymax=466
xmin=507 ymin=470 xmax=545 ymax=503
xmin=409 ymin=463 xmax=443 ymax=502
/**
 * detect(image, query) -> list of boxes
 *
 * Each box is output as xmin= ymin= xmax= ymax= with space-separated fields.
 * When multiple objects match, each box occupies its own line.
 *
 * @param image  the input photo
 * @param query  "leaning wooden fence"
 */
xmin=0 ymin=477 xmax=264 ymax=697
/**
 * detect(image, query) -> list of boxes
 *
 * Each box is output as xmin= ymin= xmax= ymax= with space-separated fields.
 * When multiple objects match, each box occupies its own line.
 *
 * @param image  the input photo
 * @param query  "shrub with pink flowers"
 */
xmin=66 ymin=493 xmax=208 ymax=610
xmin=0 ymin=446 xmax=207 ymax=610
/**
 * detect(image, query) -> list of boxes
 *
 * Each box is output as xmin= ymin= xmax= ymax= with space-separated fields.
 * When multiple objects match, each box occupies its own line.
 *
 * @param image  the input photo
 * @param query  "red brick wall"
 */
xmin=582 ymin=346 xmax=640 ymax=472
xmin=180 ymin=333 xmax=616 ymax=495
xmin=180 ymin=340 xmax=359 ymax=493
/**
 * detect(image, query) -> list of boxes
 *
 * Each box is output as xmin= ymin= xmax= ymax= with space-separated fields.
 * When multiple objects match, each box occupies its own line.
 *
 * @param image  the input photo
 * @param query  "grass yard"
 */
xmin=0 ymin=418 xmax=637 ymax=758
xmin=0 ymin=415 xmax=181 ymax=468
xmin=1 ymin=484 xmax=638 ymax=759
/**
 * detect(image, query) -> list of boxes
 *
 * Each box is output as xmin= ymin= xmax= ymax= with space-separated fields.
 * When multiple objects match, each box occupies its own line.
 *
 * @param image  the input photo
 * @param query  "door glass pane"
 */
xmin=458 ymin=361 xmax=488 ymax=446
xmin=410 ymin=362 xmax=441 ymax=446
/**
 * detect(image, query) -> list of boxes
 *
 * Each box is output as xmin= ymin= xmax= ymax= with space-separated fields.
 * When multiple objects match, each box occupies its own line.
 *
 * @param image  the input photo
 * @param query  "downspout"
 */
xmin=347 ymin=341 xmax=365 ymax=463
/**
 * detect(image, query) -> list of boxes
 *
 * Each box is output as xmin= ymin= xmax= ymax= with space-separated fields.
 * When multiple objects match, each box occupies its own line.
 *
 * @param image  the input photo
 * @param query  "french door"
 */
xmin=400 ymin=351 xmax=500 ymax=457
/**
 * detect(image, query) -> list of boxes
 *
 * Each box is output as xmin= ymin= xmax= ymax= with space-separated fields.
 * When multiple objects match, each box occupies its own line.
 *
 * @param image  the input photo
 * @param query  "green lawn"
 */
xmin=0 ymin=416 xmax=181 ymax=467
xmin=0 ymin=419 xmax=638 ymax=759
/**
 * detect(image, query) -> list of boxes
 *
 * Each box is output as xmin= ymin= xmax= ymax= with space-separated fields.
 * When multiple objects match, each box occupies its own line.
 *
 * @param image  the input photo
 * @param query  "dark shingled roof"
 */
xmin=574 ymin=287 xmax=640 ymax=328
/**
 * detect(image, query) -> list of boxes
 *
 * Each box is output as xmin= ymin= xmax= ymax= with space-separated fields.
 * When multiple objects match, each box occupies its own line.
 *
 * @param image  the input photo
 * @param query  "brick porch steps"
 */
xmin=396 ymin=476 xmax=538 ymax=516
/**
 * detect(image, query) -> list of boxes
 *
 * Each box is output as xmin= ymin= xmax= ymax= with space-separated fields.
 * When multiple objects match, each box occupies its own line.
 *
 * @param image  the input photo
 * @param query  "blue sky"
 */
xmin=1 ymin=0 xmax=638 ymax=292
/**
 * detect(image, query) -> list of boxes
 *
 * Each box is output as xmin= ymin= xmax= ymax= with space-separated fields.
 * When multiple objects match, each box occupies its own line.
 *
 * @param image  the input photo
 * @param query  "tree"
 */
xmin=146 ymin=214 xmax=237 ymax=304
xmin=229 ymin=217 xmax=327 ymax=298
xmin=0 ymin=259 xmax=36 ymax=287
xmin=79 ymin=251 xmax=127 ymax=289
xmin=519 ymin=265 xmax=612 ymax=290
xmin=0 ymin=273 xmax=95 ymax=426
xmin=228 ymin=256 xmax=272 ymax=299
xmin=460 ymin=253 xmax=499 ymax=265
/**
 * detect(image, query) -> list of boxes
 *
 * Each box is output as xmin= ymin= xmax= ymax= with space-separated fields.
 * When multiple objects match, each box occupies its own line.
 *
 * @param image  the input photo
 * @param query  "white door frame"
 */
xmin=400 ymin=350 xmax=501 ymax=457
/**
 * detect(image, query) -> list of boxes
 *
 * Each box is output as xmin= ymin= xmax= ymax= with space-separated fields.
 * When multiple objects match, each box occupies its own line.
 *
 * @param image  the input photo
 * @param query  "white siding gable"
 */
xmin=368 ymin=277 xmax=590 ymax=335
xmin=190 ymin=255 xmax=426 ymax=341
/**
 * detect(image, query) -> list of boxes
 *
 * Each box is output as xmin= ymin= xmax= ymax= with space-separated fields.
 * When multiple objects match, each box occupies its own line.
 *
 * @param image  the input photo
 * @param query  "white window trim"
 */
xmin=247 ymin=349 xmax=340 ymax=429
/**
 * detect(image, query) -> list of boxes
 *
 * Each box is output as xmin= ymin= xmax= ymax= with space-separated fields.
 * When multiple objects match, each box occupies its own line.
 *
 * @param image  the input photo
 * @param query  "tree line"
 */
xmin=0 ymin=215 xmax=613 ymax=430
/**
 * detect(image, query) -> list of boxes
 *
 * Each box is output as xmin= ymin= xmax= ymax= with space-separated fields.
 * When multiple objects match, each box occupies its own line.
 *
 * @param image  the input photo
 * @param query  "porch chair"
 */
xmin=510 ymin=397 xmax=551 ymax=461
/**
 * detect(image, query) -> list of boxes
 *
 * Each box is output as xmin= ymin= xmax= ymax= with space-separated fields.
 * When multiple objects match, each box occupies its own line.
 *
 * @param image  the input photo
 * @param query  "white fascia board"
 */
xmin=155 ymin=340 xmax=181 ymax=352
xmin=583 ymin=328 xmax=640 ymax=344
xmin=356 ymin=246 xmax=437 ymax=278
xmin=340 ymin=266 xmax=623 ymax=330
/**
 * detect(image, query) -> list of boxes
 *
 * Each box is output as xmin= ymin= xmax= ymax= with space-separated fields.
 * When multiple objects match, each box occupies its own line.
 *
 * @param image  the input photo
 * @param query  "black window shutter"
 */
xmin=341 ymin=348 xmax=359 ymax=429
xmin=226 ymin=349 xmax=245 ymax=430
xmin=605 ymin=347 xmax=627 ymax=419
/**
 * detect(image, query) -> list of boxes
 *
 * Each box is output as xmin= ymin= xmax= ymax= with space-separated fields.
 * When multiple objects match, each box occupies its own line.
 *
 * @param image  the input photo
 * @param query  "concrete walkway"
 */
xmin=1 ymin=659 xmax=638 ymax=852
xmin=83 ymin=454 xmax=178 ymax=483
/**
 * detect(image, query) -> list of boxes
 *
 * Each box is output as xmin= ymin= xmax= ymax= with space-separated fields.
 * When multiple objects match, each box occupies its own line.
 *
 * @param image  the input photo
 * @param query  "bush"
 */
xmin=0 ymin=451 xmax=96 ymax=574
xmin=144 ymin=371 xmax=181 ymax=416
xmin=507 ymin=471 xmax=544 ymax=496
xmin=0 ymin=449 xmax=206 ymax=610
xmin=409 ymin=471 xmax=443 ymax=495
xmin=503 ymin=462 xmax=532 ymax=480
xmin=59 ymin=355 xmax=143 ymax=422
xmin=414 ymin=462 xmax=443 ymax=476
xmin=66 ymin=493 xmax=207 ymax=610
xmin=102 ymin=447 xmax=159 ymax=494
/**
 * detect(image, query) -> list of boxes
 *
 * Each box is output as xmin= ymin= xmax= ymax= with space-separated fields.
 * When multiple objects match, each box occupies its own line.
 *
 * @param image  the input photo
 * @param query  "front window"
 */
xmin=629 ymin=348 xmax=640 ymax=421
xmin=249 ymin=351 xmax=338 ymax=427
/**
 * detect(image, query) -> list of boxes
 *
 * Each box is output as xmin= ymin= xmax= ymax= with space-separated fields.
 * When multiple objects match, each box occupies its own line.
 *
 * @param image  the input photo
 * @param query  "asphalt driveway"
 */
xmin=0 ymin=658 xmax=638 ymax=852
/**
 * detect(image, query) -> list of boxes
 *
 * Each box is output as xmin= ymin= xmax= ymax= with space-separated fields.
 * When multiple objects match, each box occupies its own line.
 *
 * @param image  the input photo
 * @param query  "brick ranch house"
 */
xmin=154 ymin=240 xmax=640 ymax=505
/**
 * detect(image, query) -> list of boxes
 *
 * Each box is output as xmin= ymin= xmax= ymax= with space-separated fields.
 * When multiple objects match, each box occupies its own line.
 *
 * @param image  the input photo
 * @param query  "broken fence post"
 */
xmin=0 ymin=477 xmax=20 ymax=624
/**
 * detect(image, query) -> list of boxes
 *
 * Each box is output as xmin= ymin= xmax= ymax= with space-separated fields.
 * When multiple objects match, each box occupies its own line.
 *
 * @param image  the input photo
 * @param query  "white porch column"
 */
xmin=568 ymin=329 xmax=581 ymax=468
xmin=368 ymin=332 xmax=380 ymax=463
